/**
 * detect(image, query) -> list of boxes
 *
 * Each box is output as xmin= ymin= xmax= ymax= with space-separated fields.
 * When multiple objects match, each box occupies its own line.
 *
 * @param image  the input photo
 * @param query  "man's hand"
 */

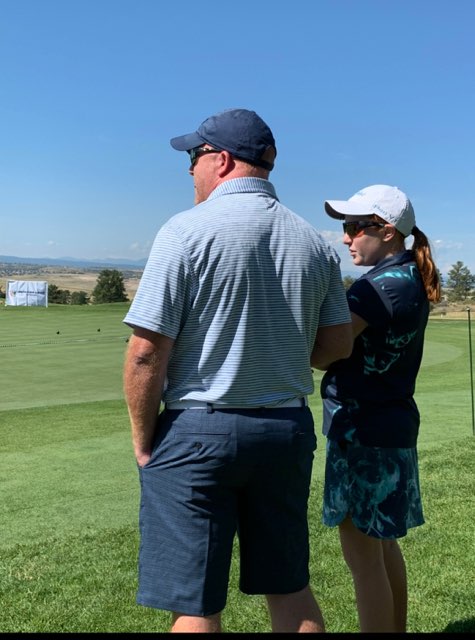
xmin=123 ymin=327 xmax=175 ymax=466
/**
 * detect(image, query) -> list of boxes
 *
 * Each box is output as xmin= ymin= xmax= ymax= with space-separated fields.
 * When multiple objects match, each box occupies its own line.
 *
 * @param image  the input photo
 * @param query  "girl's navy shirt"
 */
xmin=321 ymin=250 xmax=429 ymax=448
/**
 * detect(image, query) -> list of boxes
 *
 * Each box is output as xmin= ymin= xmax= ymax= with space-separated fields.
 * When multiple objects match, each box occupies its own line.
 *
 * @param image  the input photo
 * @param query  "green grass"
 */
xmin=1 ymin=306 xmax=474 ymax=632
xmin=0 ymin=303 xmax=130 ymax=409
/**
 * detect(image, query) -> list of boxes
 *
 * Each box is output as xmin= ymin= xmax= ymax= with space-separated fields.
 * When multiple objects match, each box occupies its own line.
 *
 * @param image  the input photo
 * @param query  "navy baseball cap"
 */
xmin=170 ymin=108 xmax=276 ymax=171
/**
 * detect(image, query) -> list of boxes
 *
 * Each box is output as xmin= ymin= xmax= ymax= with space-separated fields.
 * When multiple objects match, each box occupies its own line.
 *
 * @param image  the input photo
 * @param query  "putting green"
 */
xmin=421 ymin=341 xmax=463 ymax=367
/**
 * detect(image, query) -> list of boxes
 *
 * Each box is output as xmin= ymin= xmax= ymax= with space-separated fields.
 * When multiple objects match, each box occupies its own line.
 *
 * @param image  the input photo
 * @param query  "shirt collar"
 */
xmin=371 ymin=250 xmax=414 ymax=273
xmin=207 ymin=177 xmax=279 ymax=202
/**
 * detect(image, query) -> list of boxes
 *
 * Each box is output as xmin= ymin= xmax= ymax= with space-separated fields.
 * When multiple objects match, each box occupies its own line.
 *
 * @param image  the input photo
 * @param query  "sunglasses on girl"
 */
xmin=188 ymin=146 xmax=221 ymax=167
xmin=342 ymin=220 xmax=386 ymax=238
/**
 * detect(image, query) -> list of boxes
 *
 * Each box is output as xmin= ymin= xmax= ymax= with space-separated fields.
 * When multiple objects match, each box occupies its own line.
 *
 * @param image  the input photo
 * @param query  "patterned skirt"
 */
xmin=323 ymin=437 xmax=424 ymax=539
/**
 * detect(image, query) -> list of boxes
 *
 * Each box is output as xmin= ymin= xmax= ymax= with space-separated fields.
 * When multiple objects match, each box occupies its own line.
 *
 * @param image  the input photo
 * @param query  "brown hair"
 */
xmin=410 ymin=226 xmax=441 ymax=303
xmin=371 ymin=214 xmax=441 ymax=303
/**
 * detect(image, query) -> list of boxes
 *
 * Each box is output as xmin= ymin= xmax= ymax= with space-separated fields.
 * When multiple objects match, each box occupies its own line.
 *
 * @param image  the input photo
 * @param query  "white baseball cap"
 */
xmin=324 ymin=184 xmax=416 ymax=237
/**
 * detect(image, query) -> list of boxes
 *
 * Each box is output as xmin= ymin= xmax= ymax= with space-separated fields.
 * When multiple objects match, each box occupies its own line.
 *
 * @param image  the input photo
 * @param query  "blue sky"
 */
xmin=1 ymin=0 xmax=474 ymax=276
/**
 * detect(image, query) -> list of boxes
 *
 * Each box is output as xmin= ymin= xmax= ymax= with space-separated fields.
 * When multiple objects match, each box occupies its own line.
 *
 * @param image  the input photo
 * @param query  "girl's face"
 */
xmin=342 ymin=216 xmax=393 ymax=267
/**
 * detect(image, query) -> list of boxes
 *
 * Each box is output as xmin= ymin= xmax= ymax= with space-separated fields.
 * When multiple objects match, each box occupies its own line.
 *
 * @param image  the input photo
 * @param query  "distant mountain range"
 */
xmin=0 ymin=255 xmax=147 ymax=269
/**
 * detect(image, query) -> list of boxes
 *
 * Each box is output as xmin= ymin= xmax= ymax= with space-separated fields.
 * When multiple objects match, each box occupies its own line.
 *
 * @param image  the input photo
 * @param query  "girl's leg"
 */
xmin=382 ymin=538 xmax=407 ymax=632
xmin=338 ymin=517 xmax=396 ymax=632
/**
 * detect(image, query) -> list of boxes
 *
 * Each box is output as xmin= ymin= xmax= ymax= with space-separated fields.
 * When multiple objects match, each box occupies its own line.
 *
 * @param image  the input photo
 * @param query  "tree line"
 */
xmin=1 ymin=262 xmax=475 ymax=304
xmin=49 ymin=269 xmax=129 ymax=304
xmin=0 ymin=269 xmax=129 ymax=305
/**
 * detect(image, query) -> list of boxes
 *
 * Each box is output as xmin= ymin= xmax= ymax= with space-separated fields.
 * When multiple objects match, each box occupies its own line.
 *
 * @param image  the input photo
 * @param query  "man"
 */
xmin=123 ymin=108 xmax=353 ymax=633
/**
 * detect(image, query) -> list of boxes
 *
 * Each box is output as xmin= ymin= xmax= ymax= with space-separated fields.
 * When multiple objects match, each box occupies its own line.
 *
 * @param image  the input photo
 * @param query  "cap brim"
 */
xmin=170 ymin=132 xmax=206 ymax=151
xmin=324 ymin=200 xmax=373 ymax=220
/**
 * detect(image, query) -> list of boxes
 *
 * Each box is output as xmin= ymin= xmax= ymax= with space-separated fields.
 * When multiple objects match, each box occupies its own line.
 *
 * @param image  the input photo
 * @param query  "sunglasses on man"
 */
xmin=188 ymin=146 xmax=221 ymax=167
xmin=342 ymin=220 xmax=386 ymax=239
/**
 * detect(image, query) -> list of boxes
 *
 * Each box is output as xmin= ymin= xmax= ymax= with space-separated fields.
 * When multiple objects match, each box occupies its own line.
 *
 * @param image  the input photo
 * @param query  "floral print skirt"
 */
xmin=323 ymin=437 xmax=424 ymax=539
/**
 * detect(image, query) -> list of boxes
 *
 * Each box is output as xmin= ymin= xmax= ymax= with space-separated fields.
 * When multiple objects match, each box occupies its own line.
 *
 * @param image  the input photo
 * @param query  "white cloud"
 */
xmin=128 ymin=240 xmax=152 ymax=255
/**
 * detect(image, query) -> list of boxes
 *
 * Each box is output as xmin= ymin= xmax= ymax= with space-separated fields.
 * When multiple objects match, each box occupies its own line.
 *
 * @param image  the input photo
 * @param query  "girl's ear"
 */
xmin=382 ymin=224 xmax=398 ymax=242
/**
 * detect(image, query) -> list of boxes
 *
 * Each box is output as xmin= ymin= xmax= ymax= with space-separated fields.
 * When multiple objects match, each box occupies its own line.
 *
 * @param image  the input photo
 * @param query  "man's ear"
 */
xmin=216 ymin=150 xmax=234 ymax=177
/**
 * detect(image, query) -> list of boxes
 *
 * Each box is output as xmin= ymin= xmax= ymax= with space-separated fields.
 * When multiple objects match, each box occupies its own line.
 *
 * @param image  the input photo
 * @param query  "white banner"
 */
xmin=5 ymin=280 xmax=48 ymax=307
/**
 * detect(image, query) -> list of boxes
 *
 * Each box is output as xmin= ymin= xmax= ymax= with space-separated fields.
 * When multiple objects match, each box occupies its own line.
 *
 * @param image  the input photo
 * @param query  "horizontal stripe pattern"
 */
xmin=124 ymin=178 xmax=350 ymax=405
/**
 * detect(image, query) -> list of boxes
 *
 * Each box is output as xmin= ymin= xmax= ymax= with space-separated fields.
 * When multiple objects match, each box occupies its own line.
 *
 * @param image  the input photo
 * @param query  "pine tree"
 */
xmin=446 ymin=261 xmax=475 ymax=302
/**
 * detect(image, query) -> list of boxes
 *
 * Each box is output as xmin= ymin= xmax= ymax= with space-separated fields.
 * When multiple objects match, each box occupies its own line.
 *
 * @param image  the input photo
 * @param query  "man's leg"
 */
xmin=171 ymin=612 xmax=221 ymax=633
xmin=266 ymin=585 xmax=325 ymax=633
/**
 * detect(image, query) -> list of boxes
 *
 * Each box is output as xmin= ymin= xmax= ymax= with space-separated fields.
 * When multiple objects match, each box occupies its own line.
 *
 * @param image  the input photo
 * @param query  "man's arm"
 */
xmin=123 ymin=326 xmax=175 ymax=467
xmin=349 ymin=311 xmax=368 ymax=339
xmin=310 ymin=321 xmax=353 ymax=371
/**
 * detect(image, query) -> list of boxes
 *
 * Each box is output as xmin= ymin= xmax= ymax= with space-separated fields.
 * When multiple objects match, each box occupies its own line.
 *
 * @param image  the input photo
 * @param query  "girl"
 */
xmin=318 ymin=184 xmax=440 ymax=632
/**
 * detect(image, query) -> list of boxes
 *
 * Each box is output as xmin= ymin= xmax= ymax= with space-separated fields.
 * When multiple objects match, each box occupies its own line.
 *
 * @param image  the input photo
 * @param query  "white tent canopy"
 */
xmin=5 ymin=280 xmax=48 ymax=307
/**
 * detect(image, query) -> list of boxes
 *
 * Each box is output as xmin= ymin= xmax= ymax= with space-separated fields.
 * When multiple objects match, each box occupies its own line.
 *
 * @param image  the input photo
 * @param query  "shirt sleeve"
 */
xmin=318 ymin=253 xmax=352 ymax=326
xmin=347 ymin=278 xmax=391 ymax=327
xmin=123 ymin=223 xmax=194 ymax=337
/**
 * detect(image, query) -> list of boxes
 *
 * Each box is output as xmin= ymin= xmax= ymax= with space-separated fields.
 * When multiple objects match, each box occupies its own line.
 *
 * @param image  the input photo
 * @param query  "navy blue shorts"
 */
xmin=323 ymin=437 xmax=424 ymax=539
xmin=137 ymin=406 xmax=316 ymax=616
